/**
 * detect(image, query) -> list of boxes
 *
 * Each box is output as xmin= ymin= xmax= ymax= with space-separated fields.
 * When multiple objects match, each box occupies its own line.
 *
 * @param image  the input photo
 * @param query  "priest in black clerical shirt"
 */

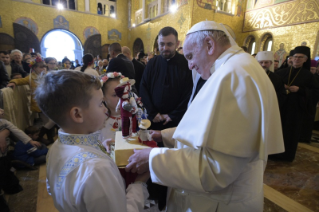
xmin=140 ymin=27 xmax=192 ymax=132
xmin=270 ymin=46 xmax=319 ymax=162
xmin=139 ymin=26 xmax=192 ymax=211
xmin=255 ymin=51 xmax=286 ymax=110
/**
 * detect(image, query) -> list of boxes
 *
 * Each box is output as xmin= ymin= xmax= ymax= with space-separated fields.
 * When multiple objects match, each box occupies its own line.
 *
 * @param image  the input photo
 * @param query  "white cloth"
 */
xmin=47 ymin=130 xmax=148 ymax=212
xmin=149 ymin=45 xmax=284 ymax=212
xmin=100 ymin=114 xmax=121 ymax=141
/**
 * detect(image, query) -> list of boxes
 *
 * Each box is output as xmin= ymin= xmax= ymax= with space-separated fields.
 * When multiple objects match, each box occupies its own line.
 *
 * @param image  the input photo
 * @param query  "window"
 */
xmin=262 ymin=34 xmax=273 ymax=51
xmin=245 ymin=36 xmax=256 ymax=55
xmin=43 ymin=0 xmax=76 ymax=10
xmin=216 ymin=0 xmax=233 ymax=14
xmin=97 ymin=0 xmax=116 ymax=17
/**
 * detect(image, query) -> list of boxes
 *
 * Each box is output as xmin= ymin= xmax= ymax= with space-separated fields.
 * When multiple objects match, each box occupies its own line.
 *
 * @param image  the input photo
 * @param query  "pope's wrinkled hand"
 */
xmin=126 ymin=148 xmax=152 ymax=174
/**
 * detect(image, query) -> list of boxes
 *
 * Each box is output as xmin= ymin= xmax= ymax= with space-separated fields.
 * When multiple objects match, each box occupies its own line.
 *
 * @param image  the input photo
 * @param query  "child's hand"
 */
xmin=29 ymin=140 xmax=41 ymax=148
xmin=102 ymin=139 xmax=115 ymax=153
xmin=7 ymin=83 xmax=16 ymax=89
xmin=135 ymin=171 xmax=150 ymax=183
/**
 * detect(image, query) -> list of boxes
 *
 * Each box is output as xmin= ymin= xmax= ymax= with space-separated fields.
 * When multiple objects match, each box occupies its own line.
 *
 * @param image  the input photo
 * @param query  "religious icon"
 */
xmin=274 ymin=43 xmax=287 ymax=67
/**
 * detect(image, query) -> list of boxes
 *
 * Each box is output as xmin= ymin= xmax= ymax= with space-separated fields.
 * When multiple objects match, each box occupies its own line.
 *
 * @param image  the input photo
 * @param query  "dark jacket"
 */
xmin=132 ymin=58 xmax=145 ymax=94
xmin=0 ymin=61 xmax=9 ymax=89
xmin=10 ymin=61 xmax=28 ymax=78
xmin=107 ymin=54 xmax=135 ymax=80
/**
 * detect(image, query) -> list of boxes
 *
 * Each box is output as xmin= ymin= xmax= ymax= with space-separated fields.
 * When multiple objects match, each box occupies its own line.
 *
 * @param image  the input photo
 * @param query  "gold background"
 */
xmin=1 ymin=0 xmax=319 ymax=58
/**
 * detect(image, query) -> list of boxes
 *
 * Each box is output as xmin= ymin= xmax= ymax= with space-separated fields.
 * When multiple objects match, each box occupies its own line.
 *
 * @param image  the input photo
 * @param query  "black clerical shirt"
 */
xmin=139 ymin=53 xmax=193 ymax=130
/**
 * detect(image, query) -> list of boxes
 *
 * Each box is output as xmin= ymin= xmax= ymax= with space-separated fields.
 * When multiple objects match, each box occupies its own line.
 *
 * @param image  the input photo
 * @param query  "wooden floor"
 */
xmin=6 ymin=140 xmax=319 ymax=212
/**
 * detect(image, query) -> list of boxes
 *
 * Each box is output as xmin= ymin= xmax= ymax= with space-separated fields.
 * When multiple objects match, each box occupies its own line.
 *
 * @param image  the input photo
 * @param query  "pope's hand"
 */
xmin=149 ymin=130 xmax=163 ymax=143
xmin=126 ymin=148 xmax=152 ymax=174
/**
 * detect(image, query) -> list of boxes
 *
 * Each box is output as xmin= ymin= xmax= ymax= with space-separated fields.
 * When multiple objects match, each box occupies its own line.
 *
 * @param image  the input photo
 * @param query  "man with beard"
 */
xmin=140 ymin=27 xmax=192 ymax=133
xmin=139 ymin=26 xmax=192 ymax=210
xmin=255 ymin=51 xmax=286 ymax=108
xmin=272 ymin=46 xmax=319 ymax=161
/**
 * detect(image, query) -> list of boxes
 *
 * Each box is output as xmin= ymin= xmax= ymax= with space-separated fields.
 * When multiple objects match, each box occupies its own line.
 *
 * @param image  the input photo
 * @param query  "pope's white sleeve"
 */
xmin=161 ymin=127 xmax=176 ymax=148
xmin=149 ymin=147 xmax=252 ymax=193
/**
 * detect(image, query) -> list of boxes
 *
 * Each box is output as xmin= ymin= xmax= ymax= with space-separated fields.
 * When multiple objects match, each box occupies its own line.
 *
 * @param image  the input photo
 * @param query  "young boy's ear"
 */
xmin=69 ymin=107 xmax=84 ymax=123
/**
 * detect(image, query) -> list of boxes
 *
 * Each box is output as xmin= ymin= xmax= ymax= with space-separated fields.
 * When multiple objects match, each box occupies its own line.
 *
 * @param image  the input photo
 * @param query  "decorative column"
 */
xmin=158 ymin=0 xmax=161 ymax=16
xmin=142 ymin=0 xmax=145 ymax=21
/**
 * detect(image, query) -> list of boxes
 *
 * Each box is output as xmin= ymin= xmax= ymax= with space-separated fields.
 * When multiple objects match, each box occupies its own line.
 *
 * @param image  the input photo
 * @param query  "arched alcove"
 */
xmin=133 ymin=38 xmax=144 ymax=57
xmin=0 ymin=33 xmax=15 ymax=51
xmin=40 ymin=29 xmax=83 ymax=62
xmin=244 ymin=35 xmax=256 ymax=55
xmin=260 ymin=33 xmax=273 ymax=51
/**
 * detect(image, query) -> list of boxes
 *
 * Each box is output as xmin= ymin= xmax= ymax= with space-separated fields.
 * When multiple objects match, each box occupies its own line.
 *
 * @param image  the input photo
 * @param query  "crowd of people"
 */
xmin=0 ymin=21 xmax=318 ymax=212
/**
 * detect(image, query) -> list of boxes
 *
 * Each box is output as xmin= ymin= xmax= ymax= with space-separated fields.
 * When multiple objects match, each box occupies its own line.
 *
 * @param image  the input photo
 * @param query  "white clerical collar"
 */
xmin=210 ymin=45 xmax=242 ymax=75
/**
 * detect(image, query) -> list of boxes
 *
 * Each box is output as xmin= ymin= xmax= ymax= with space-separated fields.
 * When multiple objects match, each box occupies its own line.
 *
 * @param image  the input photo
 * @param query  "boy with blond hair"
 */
xmin=35 ymin=71 xmax=149 ymax=212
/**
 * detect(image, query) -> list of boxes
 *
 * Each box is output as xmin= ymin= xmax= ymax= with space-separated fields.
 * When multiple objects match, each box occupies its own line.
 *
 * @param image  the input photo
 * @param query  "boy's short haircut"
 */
xmin=25 ymin=126 xmax=40 ymax=135
xmin=34 ymin=71 xmax=102 ymax=127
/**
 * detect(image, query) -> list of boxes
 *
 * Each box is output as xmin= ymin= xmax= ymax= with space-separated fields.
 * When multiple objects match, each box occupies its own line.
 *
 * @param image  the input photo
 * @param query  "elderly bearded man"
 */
xmin=255 ymin=51 xmax=286 ymax=109
xmin=126 ymin=21 xmax=284 ymax=212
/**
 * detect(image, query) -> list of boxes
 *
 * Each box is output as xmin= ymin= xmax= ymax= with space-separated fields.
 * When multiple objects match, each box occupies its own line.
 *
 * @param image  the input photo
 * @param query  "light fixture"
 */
xmin=110 ymin=13 xmax=116 ymax=18
xmin=169 ymin=4 xmax=177 ymax=13
xmin=132 ymin=23 xmax=136 ymax=27
xmin=57 ymin=3 xmax=64 ymax=10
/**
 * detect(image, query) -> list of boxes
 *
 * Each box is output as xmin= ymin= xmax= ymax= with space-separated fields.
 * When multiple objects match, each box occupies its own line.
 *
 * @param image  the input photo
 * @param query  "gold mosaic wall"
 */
xmin=240 ymin=0 xmax=319 ymax=58
xmin=0 ymin=0 xmax=129 ymax=47
xmin=2 ymin=0 xmax=319 ymax=58
xmin=128 ymin=3 xmax=192 ymax=54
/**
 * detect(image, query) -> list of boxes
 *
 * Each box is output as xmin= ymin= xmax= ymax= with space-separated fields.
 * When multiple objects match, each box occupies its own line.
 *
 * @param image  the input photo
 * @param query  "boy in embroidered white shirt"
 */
xmin=34 ymin=70 xmax=149 ymax=212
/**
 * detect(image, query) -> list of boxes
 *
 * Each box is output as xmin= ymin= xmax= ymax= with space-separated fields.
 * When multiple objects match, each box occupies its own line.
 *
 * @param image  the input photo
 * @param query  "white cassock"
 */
xmin=46 ymin=130 xmax=148 ymax=212
xmin=148 ymin=45 xmax=285 ymax=212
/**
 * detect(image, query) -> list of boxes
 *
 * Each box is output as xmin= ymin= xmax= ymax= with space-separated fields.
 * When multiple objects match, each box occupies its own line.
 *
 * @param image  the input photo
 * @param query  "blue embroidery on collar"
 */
xmin=58 ymin=132 xmax=102 ymax=152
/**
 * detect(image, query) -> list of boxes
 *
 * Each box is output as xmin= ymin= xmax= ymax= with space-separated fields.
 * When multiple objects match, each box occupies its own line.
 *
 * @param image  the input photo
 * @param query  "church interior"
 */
xmin=1 ymin=0 xmax=319 ymax=211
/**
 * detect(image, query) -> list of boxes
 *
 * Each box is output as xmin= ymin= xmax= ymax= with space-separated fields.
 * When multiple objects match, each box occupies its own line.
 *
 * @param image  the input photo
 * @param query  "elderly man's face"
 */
xmin=258 ymin=60 xmax=272 ymax=71
xmin=293 ymin=54 xmax=307 ymax=68
xmin=12 ymin=52 xmax=22 ymax=63
xmin=158 ymin=34 xmax=179 ymax=59
xmin=0 ymin=53 xmax=10 ymax=65
xmin=183 ymin=38 xmax=212 ymax=80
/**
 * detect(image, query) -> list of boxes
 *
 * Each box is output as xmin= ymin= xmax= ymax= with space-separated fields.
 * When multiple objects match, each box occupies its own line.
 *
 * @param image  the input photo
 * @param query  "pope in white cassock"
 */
xmin=126 ymin=21 xmax=285 ymax=211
